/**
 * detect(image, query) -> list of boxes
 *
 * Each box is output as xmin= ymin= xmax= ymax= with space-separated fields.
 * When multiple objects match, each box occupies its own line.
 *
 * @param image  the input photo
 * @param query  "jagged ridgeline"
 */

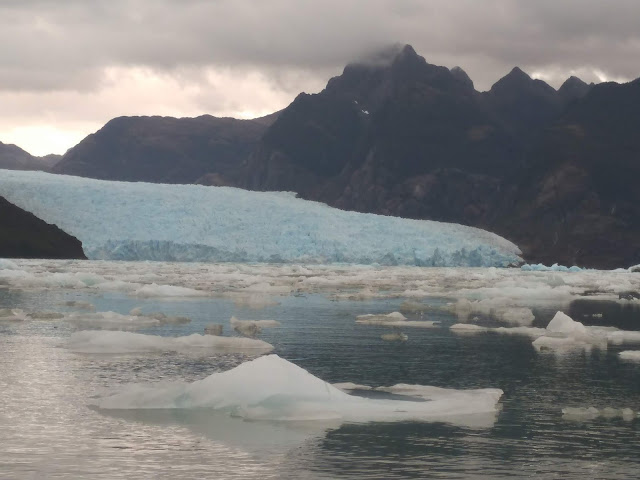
xmin=27 ymin=45 xmax=640 ymax=268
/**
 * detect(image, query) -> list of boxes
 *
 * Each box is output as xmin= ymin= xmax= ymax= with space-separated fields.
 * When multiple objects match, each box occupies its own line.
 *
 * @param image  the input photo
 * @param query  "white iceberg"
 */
xmin=532 ymin=312 xmax=607 ymax=352
xmin=96 ymin=354 xmax=503 ymax=426
xmin=66 ymin=330 xmax=273 ymax=354
xmin=619 ymin=350 xmax=640 ymax=362
xmin=0 ymin=169 xmax=522 ymax=266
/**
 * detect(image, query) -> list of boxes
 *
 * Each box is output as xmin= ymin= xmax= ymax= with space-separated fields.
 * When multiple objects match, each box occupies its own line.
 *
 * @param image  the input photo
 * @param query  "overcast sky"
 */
xmin=1 ymin=0 xmax=639 ymax=156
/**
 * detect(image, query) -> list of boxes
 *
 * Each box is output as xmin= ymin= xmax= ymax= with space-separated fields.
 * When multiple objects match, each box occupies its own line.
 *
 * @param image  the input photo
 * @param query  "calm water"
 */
xmin=1 ymin=263 xmax=639 ymax=479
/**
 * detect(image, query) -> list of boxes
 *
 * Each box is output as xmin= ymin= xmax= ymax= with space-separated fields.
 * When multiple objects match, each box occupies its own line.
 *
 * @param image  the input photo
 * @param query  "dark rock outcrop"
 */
xmin=0 ymin=195 xmax=86 ymax=259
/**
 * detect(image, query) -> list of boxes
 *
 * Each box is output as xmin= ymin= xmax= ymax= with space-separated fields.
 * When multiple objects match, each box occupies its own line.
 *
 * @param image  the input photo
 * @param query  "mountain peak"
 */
xmin=450 ymin=66 xmax=474 ymax=90
xmin=558 ymin=76 xmax=592 ymax=103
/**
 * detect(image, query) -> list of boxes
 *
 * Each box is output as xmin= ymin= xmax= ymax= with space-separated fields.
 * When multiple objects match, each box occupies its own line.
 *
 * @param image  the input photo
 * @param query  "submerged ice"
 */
xmin=0 ymin=169 xmax=521 ymax=266
xmin=97 ymin=354 xmax=503 ymax=426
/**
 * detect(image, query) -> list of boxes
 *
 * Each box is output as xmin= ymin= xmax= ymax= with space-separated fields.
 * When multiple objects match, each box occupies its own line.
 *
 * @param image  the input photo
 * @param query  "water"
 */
xmin=1 ymin=260 xmax=639 ymax=479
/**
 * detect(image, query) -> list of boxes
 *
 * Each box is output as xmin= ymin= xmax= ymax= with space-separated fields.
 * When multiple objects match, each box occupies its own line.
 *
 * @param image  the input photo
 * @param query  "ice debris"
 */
xmin=67 ymin=330 xmax=273 ymax=354
xmin=0 ymin=169 xmax=522 ymax=266
xmin=230 ymin=316 xmax=280 ymax=337
xmin=562 ymin=406 xmax=637 ymax=421
xmin=96 ymin=355 xmax=503 ymax=427
xmin=619 ymin=351 xmax=640 ymax=362
xmin=356 ymin=312 xmax=439 ymax=328
xmin=66 ymin=311 xmax=190 ymax=330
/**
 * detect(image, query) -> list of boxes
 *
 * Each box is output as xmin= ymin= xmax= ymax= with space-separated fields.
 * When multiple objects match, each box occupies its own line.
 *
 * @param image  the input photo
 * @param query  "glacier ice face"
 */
xmin=96 ymin=354 xmax=503 ymax=426
xmin=0 ymin=169 xmax=522 ymax=266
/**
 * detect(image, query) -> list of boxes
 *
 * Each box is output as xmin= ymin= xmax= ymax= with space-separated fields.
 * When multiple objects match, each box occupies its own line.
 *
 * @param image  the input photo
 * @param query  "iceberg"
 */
xmin=96 ymin=354 xmax=503 ymax=426
xmin=0 ymin=169 xmax=521 ymax=266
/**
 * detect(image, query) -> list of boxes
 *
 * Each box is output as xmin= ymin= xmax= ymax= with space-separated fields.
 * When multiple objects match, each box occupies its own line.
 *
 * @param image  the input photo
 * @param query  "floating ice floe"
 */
xmin=65 ymin=311 xmax=190 ymax=330
xmin=0 ymin=169 xmax=522 ymax=266
xmin=562 ymin=407 xmax=637 ymax=421
xmin=450 ymin=311 xmax=640 ymax=352
xmin=96 ymin=354 xmax=502 ymax=427
xmin=450 ymin=298 xmax=535 ymax=326
xmin=355 ymin=312 xmax=439 ymax=328
xmin=230 ymin=316 xmax=280 ymax=337
xmin=619 ymin=351 xmax=640 ymax=362
xmin=381 ymin=331 xmax=408 ymax=342
xmin=450 ymin=324 xmax=546 ymax=338
xmin=67 ymin=330 xmax=273 ymax=354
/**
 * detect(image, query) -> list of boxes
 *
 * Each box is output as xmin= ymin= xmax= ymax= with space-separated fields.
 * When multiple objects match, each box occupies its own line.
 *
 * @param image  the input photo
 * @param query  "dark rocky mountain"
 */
xmin=0 ymin=195 xmax=86 ymax=259
xmin=558 ymin=76 xmax=593 ymax=104
xmin=53 ymin=114 xmax=278 ymax=184
xmin=0 ymin=141 xmax=57 ymax=171
xmin=497 ymin=79 xmax=640 ymax=268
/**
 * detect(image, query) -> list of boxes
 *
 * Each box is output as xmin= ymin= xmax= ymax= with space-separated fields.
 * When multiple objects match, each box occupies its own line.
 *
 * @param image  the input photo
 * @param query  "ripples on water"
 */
xmin=0 ymin=262 xmax=639 ymax=479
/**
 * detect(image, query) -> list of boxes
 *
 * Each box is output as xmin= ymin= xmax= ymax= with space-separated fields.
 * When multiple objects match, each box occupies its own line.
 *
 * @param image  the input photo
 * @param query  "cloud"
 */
xmin=1 ymin=0 xmax=639 ymax=154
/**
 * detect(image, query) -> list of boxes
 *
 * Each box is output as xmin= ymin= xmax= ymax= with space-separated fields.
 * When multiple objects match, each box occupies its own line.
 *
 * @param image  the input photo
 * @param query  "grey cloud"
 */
xmin=1 ymin=0 xmax=639 ymax=94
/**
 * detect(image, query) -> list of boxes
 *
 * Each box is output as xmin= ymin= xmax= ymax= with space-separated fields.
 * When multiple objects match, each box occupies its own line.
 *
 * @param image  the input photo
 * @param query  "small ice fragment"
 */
xmin=204 ymin=324 xmax=223 ymax=336
xmin=619 ymin=350 xmax=640 ymax=361
xmin=381 ymin=332 xmax=408 ymax=342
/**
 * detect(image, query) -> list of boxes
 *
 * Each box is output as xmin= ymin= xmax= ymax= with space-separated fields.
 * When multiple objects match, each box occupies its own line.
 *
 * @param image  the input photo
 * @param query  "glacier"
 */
xmin=0 ymin=169 xmax=522 ymax=266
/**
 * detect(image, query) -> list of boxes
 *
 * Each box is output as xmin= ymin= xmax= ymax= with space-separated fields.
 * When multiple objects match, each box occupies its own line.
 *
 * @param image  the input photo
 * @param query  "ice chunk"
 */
xmin=96 ymin=355 xmax=503 ymax=427
xmin=450 ymin=323 xmax=546 ymax=338
xmin=0 ymin=169 xmax=522 ymax=266
xmin=381 ymin=332 xmax=408 ymax=342
xmin=532 ymin=312 xmax=606 ymax=352
xmin=356 ymin=312 xmax=407 ymax=324
xmin=546 ymin=311 xmax=588 ymax=338
xmin=619 ymin=350 xmax=640 ymax=362
xmin=204 ymin=324 xmax=223 ymax=336
xmin=230 ymin=316 xmax=280 ymax=337
xmin=356 ymin=312 xmax=438 ymax=328
xmin=67 ymin=330 xmax=274 ymax=354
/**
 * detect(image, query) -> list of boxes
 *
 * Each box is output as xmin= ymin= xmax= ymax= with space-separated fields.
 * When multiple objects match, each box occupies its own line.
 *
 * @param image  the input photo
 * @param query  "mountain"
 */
xmin=497 ymin=79 xmax=640 ymax=268
xmin=0 ymin=141 xmax=57 ymax=171
xmin=0 ymin=195 xmax=86 ymax=259
xmin=42 ymin=44 xmax=638 ymax=268
xmin=52 ymin=114 xmax=278 ymax=184
xmin=238 ymin=45 xmax=521 ymax=228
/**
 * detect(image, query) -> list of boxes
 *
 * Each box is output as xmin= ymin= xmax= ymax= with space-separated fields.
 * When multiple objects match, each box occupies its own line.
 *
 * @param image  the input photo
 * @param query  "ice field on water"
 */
xmin=1 ymin=259 xmax=640 ymax=479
